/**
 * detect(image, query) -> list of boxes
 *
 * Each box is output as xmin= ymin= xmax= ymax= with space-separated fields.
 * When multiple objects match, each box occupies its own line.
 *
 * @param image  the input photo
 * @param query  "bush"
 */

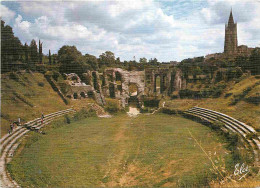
xmin=73 ymin=108 xmax=97 ymax=120
xmin=9 ymin=72 xmax=19 ymax=81
xmin=224 ymin=93 xmax=233 ymax=98
xmin=13 ymin=92 xmax=34 ymax=107
xmin=143 ymin=97 xmax=160 ymax=107
xmin=64 ymin=114 xmax=71 ymax=124
xmin=104 ymin=98 xmax=121 ymax=113
xmin=37 ymin=82 xmax=45 ymax=87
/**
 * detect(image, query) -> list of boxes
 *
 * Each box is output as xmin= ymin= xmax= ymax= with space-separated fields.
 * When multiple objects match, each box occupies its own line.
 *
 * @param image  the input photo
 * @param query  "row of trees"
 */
xmin=1 ymin=20 xmax=53 ymax=72
xmin=1 ymin=20 xmax=160 ymax=74
xmin=2 ymin=19 xmax=259 ymax=75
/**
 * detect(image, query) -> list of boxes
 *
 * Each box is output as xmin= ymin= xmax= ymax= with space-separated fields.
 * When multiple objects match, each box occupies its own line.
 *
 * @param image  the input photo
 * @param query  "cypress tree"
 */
xmin=49 ymin=49 xmax=52 ymax=65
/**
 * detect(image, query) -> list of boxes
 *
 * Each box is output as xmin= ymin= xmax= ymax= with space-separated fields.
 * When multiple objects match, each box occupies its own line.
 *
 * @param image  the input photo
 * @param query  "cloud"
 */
xmin=3 ymin=0 xmax=260 ymax=61
xmin=0 ymin=4 xmax=16 ymax=24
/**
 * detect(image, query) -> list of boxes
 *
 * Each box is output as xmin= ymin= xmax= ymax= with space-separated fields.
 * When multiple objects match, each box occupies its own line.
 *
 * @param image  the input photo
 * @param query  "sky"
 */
xmin=1 ymin=0 xmax=260 ymax=62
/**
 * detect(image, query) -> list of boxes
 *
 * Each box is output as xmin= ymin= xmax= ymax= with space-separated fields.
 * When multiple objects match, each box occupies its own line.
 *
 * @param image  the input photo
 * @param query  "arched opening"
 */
xmin=87 ymin=91 xmax=94 ymax=99
xmin=115 ymin=71 xmax=122 ymax=93
xmin=160 ymin=75 xmax=166 ymax=94
xmin=80 ymin=92 xmax=86 ymax=98
xmin=73 ymin=93 xmax=78 ymax=99
xmin=169 ymin=73 xmax=176 ymax=94
xmin=92 ymin=72 xmax=100 ymax=93
xmin=128 ymin=83 xmax=139 ymax=107
xmin=100 ymin=75 xmax=106 ymax=87
xmin=109 ymin=83 xmax=115 ymax=98
xmin=127 ymin=83 xmax=140 ymax=116
xmin=154 ymin=75 xmax=160 ymax=93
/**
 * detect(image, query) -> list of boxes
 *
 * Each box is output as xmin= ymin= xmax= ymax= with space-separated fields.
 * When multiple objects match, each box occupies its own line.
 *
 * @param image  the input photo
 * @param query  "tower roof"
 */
xmin=228 ymin=9 xmax=235 ymax=25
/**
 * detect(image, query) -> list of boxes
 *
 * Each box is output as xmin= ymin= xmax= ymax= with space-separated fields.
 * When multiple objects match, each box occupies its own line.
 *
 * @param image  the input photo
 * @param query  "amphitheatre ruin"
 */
xmin=1 ymin=6 xmax=260 ymax=188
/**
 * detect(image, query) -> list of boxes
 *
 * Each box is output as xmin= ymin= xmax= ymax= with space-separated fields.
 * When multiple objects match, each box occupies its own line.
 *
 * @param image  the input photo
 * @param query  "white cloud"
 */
xmin=0 ymin=4 xmax=16 ymax=24
xmin=3 ymin=0 xmax=260 ymax=61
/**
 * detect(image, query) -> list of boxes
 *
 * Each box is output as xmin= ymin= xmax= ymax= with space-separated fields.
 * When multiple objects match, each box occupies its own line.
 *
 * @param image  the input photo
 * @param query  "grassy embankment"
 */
xmin=8 ymin=114 xmax=230 ymax=187
xmin=1 ymin=72 xmax=96 ymax=136
xmin=163 ymin=75 xmax=260 ymax=130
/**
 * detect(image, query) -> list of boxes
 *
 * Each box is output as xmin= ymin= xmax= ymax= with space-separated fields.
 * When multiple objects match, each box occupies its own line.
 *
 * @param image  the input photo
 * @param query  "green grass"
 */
xmin=9 ymin=114 xmax=229 ymax=187
xmin=1 ymin=72 xmax=69 ymax=136
xmin=164 ymin=76 xmax=260 ymax=130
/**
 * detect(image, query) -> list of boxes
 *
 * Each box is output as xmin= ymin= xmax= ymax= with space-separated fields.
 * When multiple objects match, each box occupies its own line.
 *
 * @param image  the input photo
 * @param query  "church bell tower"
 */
xmin=224 ymin=9 xmax=238 ymax=55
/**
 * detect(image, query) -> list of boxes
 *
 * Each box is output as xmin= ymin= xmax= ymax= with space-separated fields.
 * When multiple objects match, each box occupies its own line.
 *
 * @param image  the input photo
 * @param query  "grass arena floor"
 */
xmin=8 ymin=113 xmax=230 ymax=187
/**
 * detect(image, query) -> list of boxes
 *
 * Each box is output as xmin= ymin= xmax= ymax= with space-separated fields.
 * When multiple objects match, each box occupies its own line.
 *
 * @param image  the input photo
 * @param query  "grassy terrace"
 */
xmin=163 ymin=76 xmax=260 ymax=130
xmin=9 ymin=114 xmax=230 ymax=187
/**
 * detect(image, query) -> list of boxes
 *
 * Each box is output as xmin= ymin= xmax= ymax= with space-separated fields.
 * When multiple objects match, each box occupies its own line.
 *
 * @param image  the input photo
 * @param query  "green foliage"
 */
xmin=230 ymin=86 xmax=253 ymax=105
xmin=13 ymin=91 xmax=34 ymax=107
xmin=104 ymin=98 xmax=121 ymax=113
xmin=73 ymin=108 xmax=97 ymax=120
xmin=249 ymin=48 xmax=260 ymax=75
xmin=139 ymin=57 xmax=147 ymax=64
xmin=37 ymin=82 xmax=44 ymax=87
xmin=29 ymin=39 xmax=38 ymax=69
xmin=58 ymin=45 xmax=99 ymax=75
xmin=64 ymin=114 xmax=71 ymax=124
xmin=143 ymin=97 xmax=160 ymax=107
xmin=1 ymin=20 xmax=24 ymax=72
xmin=148 ymin=58 xmax=159 ymax=66
xmin=98 ymin=51 xmax=115 ymax=68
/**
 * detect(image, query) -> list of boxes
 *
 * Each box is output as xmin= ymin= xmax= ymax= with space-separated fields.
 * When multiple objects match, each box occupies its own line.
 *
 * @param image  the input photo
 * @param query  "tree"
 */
xmin=58 ymin=45 xmax=88 ymax=74
xmin=39 ymin=40 xmax=43 ymax=63
xmin=99 ymin=51 xmax=115 ymax=68
xmin=139 ymin=57 xmax=147 ymax=64
xmin=84 ymin=54 xmax=98 ymax=70
xmin=28 ymin=39 xmax=38 ymax=70
xmin=249 ymin=48 xmax=260 ymax=75
xmin=1 ymin=20 xmax=23 ymax=72
xmin=24 ymin=43 xmax=29 ymax=64
xmin=49 ymin=49 xmax=52 ymax=65
xmin=148 ymin=58 xmax=159 ymax=66
xmin=116 ymin=57 xmax=121 ymax=64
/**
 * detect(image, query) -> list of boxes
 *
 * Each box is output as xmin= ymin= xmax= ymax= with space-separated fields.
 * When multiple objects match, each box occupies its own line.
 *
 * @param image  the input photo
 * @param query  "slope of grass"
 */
xmin=8 ymin=114 xmax=230 ymax=187
xmin=164 ymin=76 xmax=260 ymax=130
xmin=1 ymin=72 xmax=69 ymax=136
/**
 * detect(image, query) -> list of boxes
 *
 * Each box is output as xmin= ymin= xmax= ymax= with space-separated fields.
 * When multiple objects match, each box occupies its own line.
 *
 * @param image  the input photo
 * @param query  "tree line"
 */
xmin=1 ymin=19 xmax=259 ymax=76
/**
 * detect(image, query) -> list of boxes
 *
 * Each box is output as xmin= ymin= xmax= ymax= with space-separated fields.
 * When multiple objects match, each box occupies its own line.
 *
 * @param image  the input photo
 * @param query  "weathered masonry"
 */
xmin=63 ymin=67 xmax=186 ymax=107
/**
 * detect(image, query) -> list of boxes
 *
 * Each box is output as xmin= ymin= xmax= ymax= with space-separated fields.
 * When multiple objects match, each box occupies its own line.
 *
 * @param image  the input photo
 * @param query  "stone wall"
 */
xmin=63 ymin=67 xmax=186 ymax=107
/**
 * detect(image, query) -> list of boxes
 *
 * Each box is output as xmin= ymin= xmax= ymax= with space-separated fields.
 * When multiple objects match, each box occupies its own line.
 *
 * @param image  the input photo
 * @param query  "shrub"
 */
xmin=104 ymin=98 xmax=121 ymax=113
xmin=37 ymin=82 xmax=45 ymax=87
xmin=73 ymin=108 xmax=97 ymax=120
xmin=224 ymin=93 xmax=233 ymax=98
xmin=52 ymin=71 xmax=62 ymax=81
xmin=143 ymin=97 xmax=160 ymax=107
xmin=13 ymin=92 xmax=34 ymax=107
xmin=9 ymin=72 xmax=19 ymax=81
xmin=64 ymin=114 xmax=71 ymax=124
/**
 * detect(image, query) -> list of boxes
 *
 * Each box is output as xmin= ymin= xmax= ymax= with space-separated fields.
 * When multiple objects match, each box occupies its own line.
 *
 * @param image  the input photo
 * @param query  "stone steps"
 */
xmin=0 ymin=108 xmax=75 ymax=188
xmin=184 ymin=106 xmax=259 ymax=166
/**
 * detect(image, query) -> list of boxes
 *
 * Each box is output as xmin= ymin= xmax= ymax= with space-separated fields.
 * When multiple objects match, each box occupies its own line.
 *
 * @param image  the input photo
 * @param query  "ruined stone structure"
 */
xmin=63 ymin=68 xmax=186 ymax=108
xmin=145 ymin=68 xmax=186 ymax=96
xmin=64 ymin=73 xmax=105 ymax=105
xmin=224 ymin=10 xmax=238 ymax=55
xmin=101 ymin=68 xmax=145 ymax=107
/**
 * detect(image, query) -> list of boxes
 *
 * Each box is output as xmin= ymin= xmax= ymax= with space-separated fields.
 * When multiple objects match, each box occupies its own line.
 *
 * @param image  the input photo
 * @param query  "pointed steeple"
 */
xmin=228 ymin=8 xmax=234 ymax=26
